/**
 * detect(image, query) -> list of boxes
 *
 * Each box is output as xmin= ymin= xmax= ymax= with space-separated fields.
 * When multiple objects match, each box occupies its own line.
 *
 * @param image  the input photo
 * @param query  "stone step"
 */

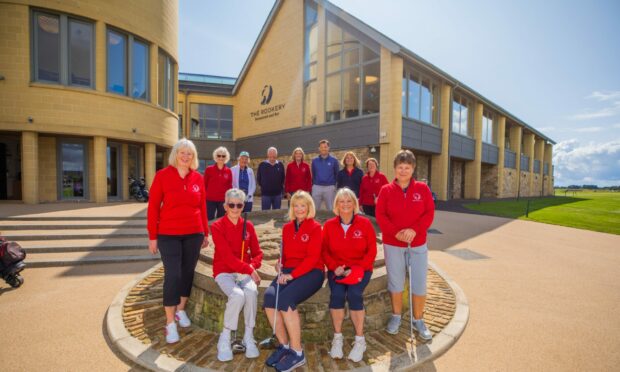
xmin=25 ymin=250 xmax=160 ymax=268
xmin=0 ymin=220 xmax=146 ymax=230
xmin=17 ymin=238 xmax=147 ymax=253
xmin=2 ymin=228 xmax=147 ymax=241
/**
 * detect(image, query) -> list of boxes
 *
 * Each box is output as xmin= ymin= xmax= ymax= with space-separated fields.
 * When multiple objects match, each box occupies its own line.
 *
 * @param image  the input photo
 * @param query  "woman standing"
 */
xmin=375 ymin=150 xmax=435 ymax=341
xmin=231 ymin=151 xmax=256 ymax=213
xmin=284 ymin=147 xmax=312 ymax=199
xmin=263 ymin=191 xmax=324 ymax=371
xmin=204 ymin=146 xmax=232 ymax=220
xmin=211 ymin=189 xmax=263 ymax=361
xmin=147 ymin=138 xmax=209 ymax=344
xmin=358 ymin=158 xmax=389 ymax=217
xmin=322 ymin=188 xmax=377 ymax=362
xmin=336 ymin=152 xmax=364 ymax=197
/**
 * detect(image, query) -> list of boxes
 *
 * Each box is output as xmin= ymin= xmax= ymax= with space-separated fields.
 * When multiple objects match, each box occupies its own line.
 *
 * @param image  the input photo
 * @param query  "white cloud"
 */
xmin=553 ymin=139 xmax=620 ymax=186
xmin=613 ymin=123 xmax=620 ymax=129
xmin=587 ymin=91 xmax=620 ymax=101
xmin=569 ymin=91 xmax=620 ymax=121
xmin=573 ymin=126 xmax=602 ymax=133
xmin=568 ymin=107 xmax=617 ymax=121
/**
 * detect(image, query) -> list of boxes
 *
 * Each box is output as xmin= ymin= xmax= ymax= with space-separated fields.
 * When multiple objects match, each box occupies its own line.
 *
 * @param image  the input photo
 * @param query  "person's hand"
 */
xmin=334 ymin=265 xmax=346 ymax=276
xmin=274 ymin=261 xmax=283 ymax=272
xmin=285 ymin=193 xmax=291 ymax=199
xmin=396 ymin=229 xmax=416 ymax=244
xmin=277 ymin=273 xmax=292 ymax=285
xmin=148 ymin=240 xmax=158 ymax=255
xmin=250 ymin=270 xmax=261 ymax=285
xmin=201 ymin=236 xmax=209 ymax=248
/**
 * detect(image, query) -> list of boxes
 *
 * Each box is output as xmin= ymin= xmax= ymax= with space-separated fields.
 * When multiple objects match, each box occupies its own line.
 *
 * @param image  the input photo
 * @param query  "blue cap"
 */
xmin=239 ymin=151 xmax=250 ymax=157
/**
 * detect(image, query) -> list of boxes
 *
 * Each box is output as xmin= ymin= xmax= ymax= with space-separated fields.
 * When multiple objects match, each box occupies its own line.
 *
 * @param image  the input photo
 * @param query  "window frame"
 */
xmin=189 ymin=103 xmax=233 ymax=141
xmin=482 ymin=109 xmax=495 ymax=144
xmin=106 ymin=26 xmax=150 ymax=101
xmin=452 ymin=94 xmax=471 ymax=137
xmin=402 ymin=67 xmax=439 ymax=126
xmin=158 ymin=49 xmax=175 ymax=111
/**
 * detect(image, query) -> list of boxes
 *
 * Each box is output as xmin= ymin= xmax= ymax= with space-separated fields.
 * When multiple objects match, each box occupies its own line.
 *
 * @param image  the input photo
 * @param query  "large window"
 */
xmin=303 ymin=0 xmax=318 ymax=125
xmin=190 ymin=104 xmax=233 ymax=140
xmin=106 ymin=29 xmax=149 ymax=100
xmin=402 ymin=70 xmax=439 ymax=125
xmin=452 ymin=95 xmax=470 ymax=136
xmin=178 ymin=102 xmax=184 ymax=139
xmin=482 ymin=110 xmax=495 ymax=144
xmin=158 ymin=50 xmax=175 ymax=110
xmin=325 ymin=16 xmax=380 ymax=122
xmin=32 ymin=11 xmax=94 ymax=88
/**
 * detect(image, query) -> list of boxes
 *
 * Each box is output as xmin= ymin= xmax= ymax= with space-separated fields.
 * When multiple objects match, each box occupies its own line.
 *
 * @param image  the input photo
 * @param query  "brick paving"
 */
xmin=122 ymin=266 xmax=456 ymax=371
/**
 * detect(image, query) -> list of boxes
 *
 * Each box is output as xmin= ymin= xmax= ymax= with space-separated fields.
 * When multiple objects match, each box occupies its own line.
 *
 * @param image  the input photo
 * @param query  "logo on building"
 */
xmin=260 ymin=85 xmax=273 ymax=105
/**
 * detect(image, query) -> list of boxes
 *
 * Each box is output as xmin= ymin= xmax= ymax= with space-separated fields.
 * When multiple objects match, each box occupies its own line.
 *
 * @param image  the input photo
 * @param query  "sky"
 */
xmin=179 ymin=0 xmax=620 ymax=187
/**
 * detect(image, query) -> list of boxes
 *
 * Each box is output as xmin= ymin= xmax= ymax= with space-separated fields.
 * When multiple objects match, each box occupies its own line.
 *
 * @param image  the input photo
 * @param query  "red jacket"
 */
xmin=204 ymin=165 xmax=232 ymax=202
xmin=322 ymin=215 xmax=377 ymax=272
xmin=281 ymin=218 xmax=324 ymax=279
xmin=359 ymin=171 xmax=389 ymax=206
xmin=285 ymin=161 xmax=312 ymax=194
xmin=147 ymin=166 xmax=208 ymax=240
xmin=375 ymin=179 xmax=435 ymax=248
xmin=211 ymin=216 xmax=263 ymax=278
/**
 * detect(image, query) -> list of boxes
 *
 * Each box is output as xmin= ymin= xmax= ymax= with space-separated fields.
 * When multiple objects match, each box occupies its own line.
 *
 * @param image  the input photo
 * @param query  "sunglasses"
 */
xmin=227 ymin=203 xmax=244 ymax=209
xmin=216 ymin=154 xmax=226 ymax=158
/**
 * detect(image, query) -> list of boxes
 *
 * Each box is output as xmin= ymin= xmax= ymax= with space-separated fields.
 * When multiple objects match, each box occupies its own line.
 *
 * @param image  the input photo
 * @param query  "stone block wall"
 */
xmin=501 ymin=168 xmax=518 ymax=198
xmin=481 ymin=164 xmax=498 ymax=198
xmin=519 ymin=171 xmax=531 ymax=197
xmin=450 ymin=160 xmax=464 ymax=199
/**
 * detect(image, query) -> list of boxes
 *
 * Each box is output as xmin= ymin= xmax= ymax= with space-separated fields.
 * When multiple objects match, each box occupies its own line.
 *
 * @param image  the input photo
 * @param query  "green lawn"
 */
xmin=463 ymin=190 xmax=620 ymax=235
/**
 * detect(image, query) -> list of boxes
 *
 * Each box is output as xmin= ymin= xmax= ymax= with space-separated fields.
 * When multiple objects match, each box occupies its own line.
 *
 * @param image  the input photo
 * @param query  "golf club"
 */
xmin=231 ymin=212 xmax=250 ymax=354
xmin=407 ymin=242 xmax=415 ymax=343
xmin=259 ymin=241 xmax=282 ymax=349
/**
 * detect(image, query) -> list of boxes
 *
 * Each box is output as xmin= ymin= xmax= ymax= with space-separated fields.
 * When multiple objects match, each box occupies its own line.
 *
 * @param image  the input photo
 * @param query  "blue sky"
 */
xmin=179 ymin=0 xmax=620 ymax=186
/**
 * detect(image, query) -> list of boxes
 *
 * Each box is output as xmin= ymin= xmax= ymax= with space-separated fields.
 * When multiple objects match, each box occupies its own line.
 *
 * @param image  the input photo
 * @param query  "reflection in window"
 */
xmin=190 ymin=104 xmax=233 ymax=140
xmin=452 ymin=95 xmax=470 ymax=136
xmin=35 ymin=13 xmax=60 ymax=82
xmin=69 ymin=19 xmax=92 ymax=87
xmin=482 ymin=110 xmax=495 ymax=144
xmin=402 ymin=71 xmax=438 ymax=125
xmin=303 ymin=0 xmax=318 ymax=125
xmin=132 ymin=40 xmax=148 ymax=100
xmin=158 ymin=50 xmax=175 ymax=110
xmin=107 ymin=30 xmax=126 ymax=94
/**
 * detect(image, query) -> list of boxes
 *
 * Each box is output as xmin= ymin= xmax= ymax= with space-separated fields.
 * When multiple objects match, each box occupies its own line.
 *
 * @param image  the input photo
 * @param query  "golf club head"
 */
xmin=258 ymin=336 xmax=277 ymax=349
xmin=231 ymin=339 xmax=246 ymax=353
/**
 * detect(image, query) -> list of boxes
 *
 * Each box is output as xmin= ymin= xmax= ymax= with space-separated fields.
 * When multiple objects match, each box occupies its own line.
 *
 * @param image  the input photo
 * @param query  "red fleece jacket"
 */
xmin=203 ymin=165 xmax=232 ymax=202
xmin=359 ymin=171 xmax=389 ymax=206
xmin=375 ymin=179 xmax=435 ymax=248
xmin=321 ymin=215 xmax=377 ymax=272
xmin=147 ymin=166 xmax=208 ymax=240
xmin=285 ymin=161 xmax=312 ymax=194
xmin=281 ymin=218 xmax=324 ymax=278
xmin=211 ymin=216 xmax=263 ymax=278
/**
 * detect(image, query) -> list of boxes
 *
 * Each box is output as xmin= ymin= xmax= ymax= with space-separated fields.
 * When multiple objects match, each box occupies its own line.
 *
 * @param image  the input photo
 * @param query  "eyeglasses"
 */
xmin=227 ymin=203 xmax=244 ymax=209
xmin=216 ymin=154 xmax=226 ymax=158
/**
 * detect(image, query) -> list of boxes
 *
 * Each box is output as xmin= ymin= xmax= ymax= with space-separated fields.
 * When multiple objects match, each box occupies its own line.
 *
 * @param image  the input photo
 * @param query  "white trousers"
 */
xmin=214 ymin=273 xmax=258 ymax=331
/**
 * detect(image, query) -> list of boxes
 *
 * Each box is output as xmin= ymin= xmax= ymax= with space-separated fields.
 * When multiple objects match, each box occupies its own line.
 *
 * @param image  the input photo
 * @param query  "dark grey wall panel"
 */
xmin=402 ymin=118 xmax=442 ymax=154
xmin=192 ymin=139 xmax=236 ymax=160
xmin=481 ymin=143 xmax=499 ymax=165
xmin=543 ymin=163 xmax=549 ymax=175
xmin=504 ymin=149 xmax=516 ymax=169
xmin=236 ymin=115 xmax=379 ymax=156
xmin=521 ymin=155 xmax=530 ymax=171
xmin=533 ymin=159 xmax=541 ymax=173
xmin=449 ymin=133 xmax=475 ymax=160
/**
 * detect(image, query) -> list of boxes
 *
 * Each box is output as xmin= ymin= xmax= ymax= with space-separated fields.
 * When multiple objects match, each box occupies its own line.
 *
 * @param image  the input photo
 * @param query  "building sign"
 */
xmin=250 ymin=84 xmax=286 ymax=121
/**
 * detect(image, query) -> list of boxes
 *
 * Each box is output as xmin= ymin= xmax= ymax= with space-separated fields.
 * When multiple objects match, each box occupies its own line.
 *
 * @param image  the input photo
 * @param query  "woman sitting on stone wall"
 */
xmin=263 ymin=191 xmax=324 ymax=371
xmin=211 ymin=188 xmax=263 ymax=361
xmin=322 ymin=187 xmax=377 ymax=362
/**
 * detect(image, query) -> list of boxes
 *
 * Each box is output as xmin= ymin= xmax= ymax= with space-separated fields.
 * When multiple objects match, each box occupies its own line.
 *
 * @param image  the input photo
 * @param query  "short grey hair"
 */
xmin=225 ymin=188 xmax=247 ymax=203
xmin=168 ymin=138 xmax=199 ymax=170
xmin=267 ymin=146 xmax=278 ymax=156
xmin=213 ymin=146 xmax=230 ymax=163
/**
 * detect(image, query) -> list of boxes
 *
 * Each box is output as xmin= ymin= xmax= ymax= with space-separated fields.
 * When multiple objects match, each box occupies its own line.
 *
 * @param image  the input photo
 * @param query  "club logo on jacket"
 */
xmin=300 ymin=233 xmax=309 ymax=242
xmin=223 ymin=173 xmax=229 ymax=179
xmin=353 ymin=230 xmax=362 ymax=238
xmin=413 ymin=192 xmax=422 ymax=201
xmin=192 ymin=184 xmax=200 ymax=192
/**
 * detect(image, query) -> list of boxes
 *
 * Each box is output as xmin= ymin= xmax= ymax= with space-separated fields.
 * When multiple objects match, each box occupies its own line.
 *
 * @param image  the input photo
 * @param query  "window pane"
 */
xmin=362 ymin=62 xmax=380 ymax=115
xmin=343 ymin=49 xmax=359 ymax=69
xmin=35 ymin=13 xmax=60 ymax=82
xmin=166 ymin=58 xmax=174 ymax=110
xmin=325 ymin=74 xmax=341 ymax=122
xmin=204 ymin=105 xmax=218 ymax=118
xmin=158 ymin=52 xmax=165 ymax=106
xmin=408 ymin=77 xmax=421 ymax=120
xmin=402 ymin=77 xmax=407 ymax=116
xmin=460 ymin=100 xmax=469 ymax=136
xmin=342 ymin=68 xmax=360 ymax=119
xmin=327 ymin=21 xmax=342 ymax=55
xmin=304 ymin=0 xmax=318 ymax=26
xmin=327 ymin=55 xmax=341 ymax=74
xmin=306 ymin=62 xmax=317 ymax=80
xmin=206 ymin=119 xmax=219 ymax=139
xmin=452 ymin=101 xmax=461 ymax=133
xmin=362 ymin=45 xmax=379 ymax=62
xmin=220 ymin=120 xmax=233 ymax=140
xmin=107 ymin=30 xmax=126 ymax=94
xmin=220 ymin=105 xmax=233 ymax=119
xmin=306 ymin=24 xmax=318 ymax=64
xmin=420 ymin=79 xmax=432 ymax=124
xmin=69 ymin=20 xmax=92 ymax=87
xmin=132 ymin=40 xmax=148 ymax=99
xmin=303 ymin=80 xmax=318 ymax=125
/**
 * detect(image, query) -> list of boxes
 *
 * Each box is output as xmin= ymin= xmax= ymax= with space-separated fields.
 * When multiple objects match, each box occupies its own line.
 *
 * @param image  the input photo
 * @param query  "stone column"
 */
xmin=523 ymin=133 xmax=535 ymax=196
xmin=145 ymin=143 xmax=156 ymax=188
xmin=95 ymin=21 xmax=106 ymax=92
xmin=496 ymin=115 xmax=506 ymax=197
xmin=509 ymin=125 xmax=522 ymax=197
xmin=430 ymin=83 xmax=451 ymax=201
xmin=535 ymin=138 xmax=545 ymax=196
xmin=464 ymin=102 xmax=483 ymax=199
xmin=93 ymin=136 xmax=108 ymax=203
xmin=544 ymin=143 xmax=553 ymax=196
xmin=21 ymin=131 xmax=39 ymax=204
xmin=378 ymin=47 xmax=404 ymax=181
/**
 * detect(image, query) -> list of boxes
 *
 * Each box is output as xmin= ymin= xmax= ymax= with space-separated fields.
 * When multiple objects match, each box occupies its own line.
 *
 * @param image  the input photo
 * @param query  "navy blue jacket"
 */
xmin=337 ymin=167 xmax=364 ymax=196
xmin=311 ymin=155 xmax=339 ymax=186
xmin=257 ymin=160 xmax=285 ymax=196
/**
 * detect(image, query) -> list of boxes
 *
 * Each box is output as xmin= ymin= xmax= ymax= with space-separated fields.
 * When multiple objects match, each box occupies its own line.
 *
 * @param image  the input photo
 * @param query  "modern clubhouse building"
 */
xmin=0 ymin=0 xmax=554 ymax=204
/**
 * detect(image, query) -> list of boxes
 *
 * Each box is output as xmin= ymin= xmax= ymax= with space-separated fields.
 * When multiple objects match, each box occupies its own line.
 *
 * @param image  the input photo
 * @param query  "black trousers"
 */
xmin=362 ymin=205 xmax=376 ymax=217
xmin=158 ymin=233 xmax=204 ymax=306
xmin=207 ymin=201 xmax=225 ymax=221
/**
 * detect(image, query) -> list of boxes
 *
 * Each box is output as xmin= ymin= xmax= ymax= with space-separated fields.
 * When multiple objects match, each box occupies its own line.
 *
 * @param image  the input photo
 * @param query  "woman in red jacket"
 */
xmin=262 ymin=191 xmax=324 ymax=371
xmin=211 ymin=188 xmax=263 ymax=362
xmin=358 ymin=158 xmax=389 ymax=217
xmin=147 ymin=138 xmax=209 ymax=344
xmin=284 ymin=147 xmax=312 ymax=199
xmin=322 ymin=187 xmax=377 ymax=362
xmin=204 ymin=146 xmax=233 ymax=220
xmin=376 ymin=150 xmax=435 ymax=341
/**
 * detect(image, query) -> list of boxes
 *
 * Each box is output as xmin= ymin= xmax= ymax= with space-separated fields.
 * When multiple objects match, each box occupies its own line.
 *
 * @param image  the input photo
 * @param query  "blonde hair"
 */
xmin=288 ymin=191 xmax=316 ymax=221
xmin=213 ymin=146 xmax=230 ymax=163
xmin=168 ymin=138 xmax=199 ymax=170
xmin=341 ymin=151 xmax=361 ymax=168
xmin=291 ymin=147 xmax=305 ymax=161
xmin=332 ymin=187 xmax=360 ymax=215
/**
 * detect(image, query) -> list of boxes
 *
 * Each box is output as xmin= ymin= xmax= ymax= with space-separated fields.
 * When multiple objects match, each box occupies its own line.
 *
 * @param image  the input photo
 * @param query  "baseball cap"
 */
xmin=334 ymin=265 xmax=365 ymax=285
xmin=239 ymin=151 xmax=250 ymax=157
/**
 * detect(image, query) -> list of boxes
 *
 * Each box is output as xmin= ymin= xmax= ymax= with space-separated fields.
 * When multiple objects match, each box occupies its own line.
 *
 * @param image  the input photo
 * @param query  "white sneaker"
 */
xmin=165 ymin=322 xmax=179 ymax=344
xmin=175 ymin=310 xmax=191 ymax=328
xmin=217 ymin=333 xmax=233 ymax=362
xmin=348 ymin=339 xmax=366 ymax=363
xmin=329 ymin=333 xmax=344 ymax=359
xmin=243 ymin=337 xmax=260 ymax=359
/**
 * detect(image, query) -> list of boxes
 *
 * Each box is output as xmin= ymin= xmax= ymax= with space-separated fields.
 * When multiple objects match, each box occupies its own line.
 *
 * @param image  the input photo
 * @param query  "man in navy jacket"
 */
xmin=257 ymin=147 xmax=285 ymax=210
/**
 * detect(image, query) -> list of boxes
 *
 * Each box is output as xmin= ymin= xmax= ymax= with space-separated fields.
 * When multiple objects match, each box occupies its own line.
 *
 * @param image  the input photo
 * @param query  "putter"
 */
xmin=259 ymin=242 xmax=282 ymax=349
xmin=231 ymin=212 xmax=250 ymax=354
xmin=407 ymin=243 xmax=415 ymax=343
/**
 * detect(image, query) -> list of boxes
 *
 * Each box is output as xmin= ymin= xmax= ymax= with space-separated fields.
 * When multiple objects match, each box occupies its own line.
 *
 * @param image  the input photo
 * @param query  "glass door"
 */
xmin=58 ymin=140 xmax=88 ymax=200
xmin=107 ymin=143 xmax=122 ymax=200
